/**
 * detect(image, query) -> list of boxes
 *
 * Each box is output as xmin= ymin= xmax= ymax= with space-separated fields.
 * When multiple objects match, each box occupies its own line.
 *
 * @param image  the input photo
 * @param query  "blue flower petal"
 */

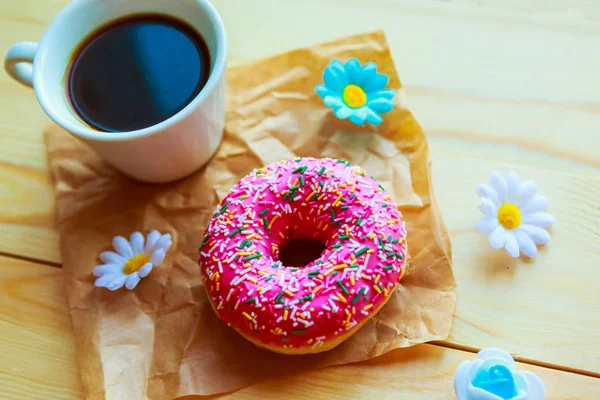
xmin=335 ymin=106 xmax=353 ymax=120
xmin=357 ymin=62 xmax=377 ymax=86
xmin=324 ymin=96 xmax=345 ymax=111
xmin=367 ymin=97 xmax=394 ymax=113
xmin=364 ymin=73 xmax=389 ymax=92
xmin=370 ymin=88 xmax=396 ymax=100
xmin=344 ymin=58 xmax=363 ymax=84
xmin=316 ymin=84 xmax=332 ymax=99
xmin=323 ymin=60 xmax=348 ymax=92
xmin=473 ymin=364 xmax=518 ymax=399
xmin=349 ymin=113 xmax=365 ymax=125
xmin=361 ymin=62 xmax=377 ymax=74
xmin=348 ymin=107 xmax=368 ymax=125
xmin=365 ymin=107 xmax=383 ymax=125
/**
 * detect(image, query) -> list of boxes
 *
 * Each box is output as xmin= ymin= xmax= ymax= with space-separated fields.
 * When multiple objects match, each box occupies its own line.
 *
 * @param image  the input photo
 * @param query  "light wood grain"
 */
xmin=0 ymin=256 xmax=598 ymax=400
xmin=0 ymin=256 xmax=82 ymax=400
xmin=1 ymin=0 xmax=599 ymax=258
xmin=0 ymin=158 xmax=59 ymax=263
xmin=431 ymin=142 xmax=600 ymax=371
xmin=0 ymin=11 xmax=59 ymax=262
xmin=209 ymin=345 xmax=600 ymax=400
xmin=1 ymin=0 xmax=600 ymax=391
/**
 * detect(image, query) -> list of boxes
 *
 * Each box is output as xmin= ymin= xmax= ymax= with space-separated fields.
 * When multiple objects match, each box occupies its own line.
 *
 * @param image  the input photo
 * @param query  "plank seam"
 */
xmin=0 ymin=251 xmax=61 ymax=268
xmin=431 ymin=340 xmax=600 ymax=379
xmin=1 ymin=250 xmax=598 ymax=379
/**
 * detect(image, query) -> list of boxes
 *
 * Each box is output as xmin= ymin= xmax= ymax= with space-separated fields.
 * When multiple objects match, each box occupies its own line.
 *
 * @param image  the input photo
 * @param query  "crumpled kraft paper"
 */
xmin=45 ymin=30 xmax=456 ymax=400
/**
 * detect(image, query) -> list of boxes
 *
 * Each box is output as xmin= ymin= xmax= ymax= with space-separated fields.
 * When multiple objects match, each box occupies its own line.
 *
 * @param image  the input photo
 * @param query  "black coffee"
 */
xmin=67 ymin=15 xmax=211 ymax=132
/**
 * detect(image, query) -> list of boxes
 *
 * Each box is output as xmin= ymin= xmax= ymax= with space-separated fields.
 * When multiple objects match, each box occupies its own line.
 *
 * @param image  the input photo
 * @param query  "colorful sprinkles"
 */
xmin=199 ymin=158 xmax=407 ymax=351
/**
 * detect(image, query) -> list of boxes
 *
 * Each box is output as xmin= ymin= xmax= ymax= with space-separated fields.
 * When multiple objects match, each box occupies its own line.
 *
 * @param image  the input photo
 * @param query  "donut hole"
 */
xmin=278 ymin=238 xmax=326 ymax=268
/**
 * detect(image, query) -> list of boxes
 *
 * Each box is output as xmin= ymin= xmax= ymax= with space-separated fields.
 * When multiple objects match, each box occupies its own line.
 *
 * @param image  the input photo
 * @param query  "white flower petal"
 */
xmin=476 ymin=184 xmax=501 ymax=207
xmin=113 ymin=236 xmax=133 ymax=259
xmin=505 ymin=172 xmax=521 ymax=203
xmin=125 ymin=273 xmax=141 ymax=290
xmin=130 ymin=232 xmax=145 ymax=255
xmin=521 ymin=196 xmax=550 ymax=214
xmin=106 ymin=275 xmax=127 ymax=291
xmin=479 ymin=198 xmax=498 ymax=217
xmin=99 ymin=251 xmax=125 ymax=265
xmin=489 ymin=173 xmax=507 ymax=204
xmin=93 ymin=263 xmax=121 ymax=277
xmin=514 ymin=228 xmax=537 ymax=258
xmin=520 ymin=371 xmax=546 ymax=400
xmin=488 ymin=226 xmax=507 ymax=249
xmin=467 ymin=386 xmax=506 ymax=400
xmin=520 ymin=224 xmax=551 ymax=245
xmin=144 ymin=230 xmax=161 ymax=253
xmin=149 ymin=249 xmax=166 ymax=266
xmin=516 ymin=181 xmax=537 ymax=208
xmin=453 ymin=361 xmax=471 ymax=400
xmin=155 ymin=234 xmax=172 ymax=252
xmin=95 ymin=273 xmax=122 ymax=288
xmin=476 ymin=217 xmax=498 ymax=235
xmin=138 ymin=263 xmax=153 ymax=278
xmin=505 ymin=233 xmax=520 ymax=257
xmin=522 ymin=212 xmax=555 ymax=228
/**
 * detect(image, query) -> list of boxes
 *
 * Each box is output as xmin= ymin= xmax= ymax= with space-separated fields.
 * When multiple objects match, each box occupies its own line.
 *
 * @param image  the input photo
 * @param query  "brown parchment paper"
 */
xmin=45 ymin=31 xmax=456 ymax=400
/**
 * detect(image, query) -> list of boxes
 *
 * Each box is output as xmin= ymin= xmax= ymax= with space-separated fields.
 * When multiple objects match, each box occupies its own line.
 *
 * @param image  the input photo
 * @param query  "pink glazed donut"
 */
xmin=199 ymin=158 xmax=407 ymax=354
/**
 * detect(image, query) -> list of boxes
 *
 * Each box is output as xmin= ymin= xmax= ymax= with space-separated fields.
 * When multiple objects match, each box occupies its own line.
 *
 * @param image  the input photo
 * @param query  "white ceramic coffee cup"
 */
xmin=4 ymin=0 xmax=226 ymax=183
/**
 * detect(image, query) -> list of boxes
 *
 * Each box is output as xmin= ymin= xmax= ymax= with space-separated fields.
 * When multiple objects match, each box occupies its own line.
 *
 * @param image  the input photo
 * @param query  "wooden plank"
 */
xmin=210 ymin=345 xmax=600 ymax=400
xmin=431 ymin=149 xmax=600 ymax=372
xmin=0 ymin=10 xmax=59 ymax=262
xmin=0 ymin=0 xmax=598 ymax=261
xmin=0 ymin=256 xmax=82 ymax=400
xmin=0 ymin=0 xmax=597 ymax=254
xmin=0 ymin=0 xmax=599 ymax=375
xmin=0 ymin=157 xmax=59 ymax=263
xmin=0 ymin=256 xmax=598 ymax=399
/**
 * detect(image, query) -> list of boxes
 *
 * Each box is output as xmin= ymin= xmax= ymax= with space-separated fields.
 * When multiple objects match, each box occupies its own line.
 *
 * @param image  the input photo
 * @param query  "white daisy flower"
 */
xmin=93 ymin=230 xmax=172 ymax=291
xmin=476 ymin=172 xmax=555 ymax=258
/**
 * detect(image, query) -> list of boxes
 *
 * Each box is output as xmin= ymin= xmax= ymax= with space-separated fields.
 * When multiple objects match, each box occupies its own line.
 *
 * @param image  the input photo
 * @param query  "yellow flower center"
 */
xmin=122 ymin=254 xmax=150 ymax=275
xmin=342 ymin=84 xmax=367 ymax=108
xmin=497 ymin=204 xmax=521 ymax=230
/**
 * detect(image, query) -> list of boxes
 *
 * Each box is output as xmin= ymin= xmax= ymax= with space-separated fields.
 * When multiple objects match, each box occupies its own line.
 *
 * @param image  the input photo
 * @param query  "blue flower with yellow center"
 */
xmin=316 ymin=58 xmax=395 ymax=125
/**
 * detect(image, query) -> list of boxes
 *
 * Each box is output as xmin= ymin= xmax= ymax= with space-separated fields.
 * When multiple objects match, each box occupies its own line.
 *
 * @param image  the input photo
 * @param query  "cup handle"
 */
xmin=4 ymin=42 xmax=39 ymax=88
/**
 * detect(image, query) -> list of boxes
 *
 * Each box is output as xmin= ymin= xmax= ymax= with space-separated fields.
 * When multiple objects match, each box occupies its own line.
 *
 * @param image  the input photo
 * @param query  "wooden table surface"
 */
xmin=1 ymin=0 xmax=599 ymax=398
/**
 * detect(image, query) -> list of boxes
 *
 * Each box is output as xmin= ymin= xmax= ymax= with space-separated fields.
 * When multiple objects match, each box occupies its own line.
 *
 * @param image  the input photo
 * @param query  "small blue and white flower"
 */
xmin=455 ymin=348 xmax=546 ymax=400
xmin=316 ymin=58 xmax=395 ymax=125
